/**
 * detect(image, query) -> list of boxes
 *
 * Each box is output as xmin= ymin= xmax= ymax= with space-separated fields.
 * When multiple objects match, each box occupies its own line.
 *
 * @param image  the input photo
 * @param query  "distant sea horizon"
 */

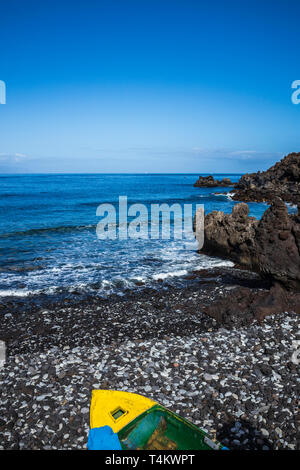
xmin=0 ymin=172 xmax=244 ymax=176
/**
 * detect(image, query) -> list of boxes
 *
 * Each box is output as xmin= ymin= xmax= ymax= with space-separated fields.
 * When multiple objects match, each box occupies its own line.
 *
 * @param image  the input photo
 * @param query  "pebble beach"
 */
xmin=0 ymin=268 xmax=299 ymax=450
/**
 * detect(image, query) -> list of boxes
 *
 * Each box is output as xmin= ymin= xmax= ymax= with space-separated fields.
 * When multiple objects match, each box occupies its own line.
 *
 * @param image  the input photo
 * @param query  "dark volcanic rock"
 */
xmin=194 ymin=175 xmax=233 ymax=188
xmin=204 ymin=284 xmax=300 ymax=326
xmin=201 ymin=203 xmax=258 ymax=268
xmin=233 ymin=152 xmax=300 ymax=205
xmin=198 ymin=198 xmax=300 ymax=291
xmin=253 ymin=198 xmax=300 ymax=290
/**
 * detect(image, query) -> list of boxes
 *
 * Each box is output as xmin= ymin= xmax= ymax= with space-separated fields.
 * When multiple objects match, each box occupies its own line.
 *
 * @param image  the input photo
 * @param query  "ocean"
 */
xmin=0 ymin=173 xmax=295 ymax=300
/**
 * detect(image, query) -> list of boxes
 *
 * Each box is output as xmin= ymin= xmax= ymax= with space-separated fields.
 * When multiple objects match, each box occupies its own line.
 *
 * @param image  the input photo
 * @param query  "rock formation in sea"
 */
xmin=232 ymin=152 xmax=300 ymax=205
xmin=201 ymin=203 xmax=257 ymax=268
xmin=193 ymin=175 xmax=233 ymax=188
xmin=254 ymin=198 xmax=300 ymax=291
xmin=195 ymin=198 xmax=300 ymax=322
xmin=199 ymin=198 xmax=300 ymax=291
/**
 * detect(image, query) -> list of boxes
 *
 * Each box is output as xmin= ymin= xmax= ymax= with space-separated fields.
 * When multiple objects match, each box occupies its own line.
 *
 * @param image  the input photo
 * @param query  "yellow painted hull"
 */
xmin=90 ymin=390 xmax=156 ymax=433
xmin=90 ymin=390 xmax=227 ymax=450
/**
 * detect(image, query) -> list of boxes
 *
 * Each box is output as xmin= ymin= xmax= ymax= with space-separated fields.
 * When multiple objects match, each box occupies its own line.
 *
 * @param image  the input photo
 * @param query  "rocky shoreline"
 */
xmin=1 ymin=153 xmax=299 ymax=451
xmin=0 ymin=267 xmax=299 ymax=450
xmin=200 ymin=199 xmax=300 ymax=291
xmin=195 ymin=155 xmax=300 ymax=320
xmin=232 ymin=152 xmax=300 ymax=206
xmin=194 ymin=152 xmax=300 ymax=205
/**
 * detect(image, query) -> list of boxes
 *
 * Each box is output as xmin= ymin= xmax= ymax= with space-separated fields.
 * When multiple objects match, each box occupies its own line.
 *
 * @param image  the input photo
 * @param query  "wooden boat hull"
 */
xmin=90 ymin=390 xmax=226 ymax=450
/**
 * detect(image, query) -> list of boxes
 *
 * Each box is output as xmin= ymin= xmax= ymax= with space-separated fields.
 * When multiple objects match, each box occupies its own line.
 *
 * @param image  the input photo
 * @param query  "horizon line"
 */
xmin=0 ymin=171 xmax=244 ymax=176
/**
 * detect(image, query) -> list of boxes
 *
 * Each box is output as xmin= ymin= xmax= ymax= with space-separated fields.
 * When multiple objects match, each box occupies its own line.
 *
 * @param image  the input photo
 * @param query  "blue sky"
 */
xmin=0 ymin=0 xmax=299 ymax=173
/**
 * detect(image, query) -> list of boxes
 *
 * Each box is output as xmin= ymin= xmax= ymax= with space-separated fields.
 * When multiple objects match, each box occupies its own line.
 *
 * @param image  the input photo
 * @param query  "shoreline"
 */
xmin=0 ymin=265 xmax=264 ymax=317
xmin=0 ymin=267 xmax=299 ymax=450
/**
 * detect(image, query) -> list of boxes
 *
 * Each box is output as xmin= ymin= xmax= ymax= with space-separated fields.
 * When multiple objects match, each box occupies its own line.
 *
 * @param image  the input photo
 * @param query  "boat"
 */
xmin=88 ymin=390 xmax=227 ymax=450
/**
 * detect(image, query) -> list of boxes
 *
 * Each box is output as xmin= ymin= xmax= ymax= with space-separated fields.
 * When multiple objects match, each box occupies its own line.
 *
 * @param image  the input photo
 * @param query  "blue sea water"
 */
xmin=0 ymin=174 xmax=296 ymax=299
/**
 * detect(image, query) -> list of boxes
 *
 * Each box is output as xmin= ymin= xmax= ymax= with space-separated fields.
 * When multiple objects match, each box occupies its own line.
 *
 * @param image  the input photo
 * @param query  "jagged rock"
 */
xmin=194 ymin=175 xmax=233 ymax=188
xmin=232 ymin=152 xmax=300 ymax=205
xmin=197 ymin=198 xmax=300 ymax=291
xmin=201 ymin=203 xmax=258 ymax=268
xmin=253 ymin=198 xmax=300 ymax=290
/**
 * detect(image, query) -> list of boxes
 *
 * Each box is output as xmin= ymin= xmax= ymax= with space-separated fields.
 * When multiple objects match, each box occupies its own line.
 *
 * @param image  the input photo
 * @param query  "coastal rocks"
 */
xmin=232 ymin=152 xmax=300 ymax=205
xmin=198 ymin=198 xmax=300 ymax=291
xmin=201 ymin=203 xmax=258 ymax=268
xmin=253 ymin=198 xmax=300 ymax=291
xmin=193 ymin=175 xmax=233 ymax=188
xmin=204 ymin=283 xmax=300 ymax=326
xmin=196 ymin=197 xmax=300 ymax=323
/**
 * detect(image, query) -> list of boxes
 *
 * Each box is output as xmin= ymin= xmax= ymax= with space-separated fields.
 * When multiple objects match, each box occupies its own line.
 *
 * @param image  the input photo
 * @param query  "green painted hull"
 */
xmin=118 ymin=404 xmax=225 ymax=450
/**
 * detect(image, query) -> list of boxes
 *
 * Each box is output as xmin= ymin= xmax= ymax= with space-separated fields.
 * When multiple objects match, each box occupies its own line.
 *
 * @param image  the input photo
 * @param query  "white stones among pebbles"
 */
xmin=0 ymin=298 xmax=299 ymax=450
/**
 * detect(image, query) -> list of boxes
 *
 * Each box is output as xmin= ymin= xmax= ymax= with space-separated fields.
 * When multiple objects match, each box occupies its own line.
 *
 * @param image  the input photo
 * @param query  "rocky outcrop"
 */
xmin=204 ymin=284 xmax=300 ymax=326
xmin=194 ymin=175 xmax=233 ymax=188
xmin=232 ymin=152 xmax=300 ymax=205
xmin=201 ymin=203 xmax=258 ymax=268
xmin=254 ymin=198 xmax=300 ymax=291
xmin=194 ymin=155 xmax=300 ymax=323
xmin=197 ymin=198 xmax=300 ymax=291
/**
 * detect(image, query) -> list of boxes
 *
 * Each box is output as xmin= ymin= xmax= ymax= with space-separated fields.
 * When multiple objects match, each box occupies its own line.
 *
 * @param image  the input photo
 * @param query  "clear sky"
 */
xmin=0 ymin=0 xmax=300 ymax=173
